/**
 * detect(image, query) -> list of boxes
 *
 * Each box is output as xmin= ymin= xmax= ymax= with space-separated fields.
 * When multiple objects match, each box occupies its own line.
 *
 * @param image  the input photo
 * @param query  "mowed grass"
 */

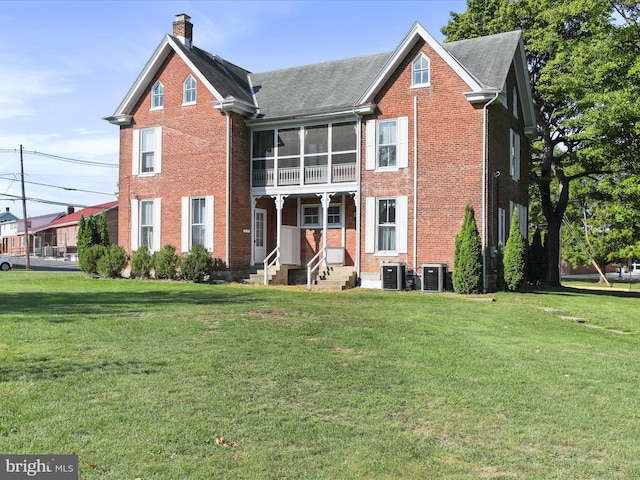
xmin=1 ymin=272 xmax=640 ymax=479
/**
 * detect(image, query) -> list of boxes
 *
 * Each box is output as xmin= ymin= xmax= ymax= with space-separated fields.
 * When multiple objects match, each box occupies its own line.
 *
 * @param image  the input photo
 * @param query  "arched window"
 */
xmin=151 ymin=81 xmax=164 ymax=109
xmin=183 ymin=75 xmax=196 ymax=105
xmin=411 ymin=53 xmax=430 ymax=87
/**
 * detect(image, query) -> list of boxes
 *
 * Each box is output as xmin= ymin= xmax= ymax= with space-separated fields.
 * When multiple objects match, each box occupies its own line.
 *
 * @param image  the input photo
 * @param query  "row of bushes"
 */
xmin=453 ymin=204 xmax=547 ymax=294
xmin=79 ymin=243 xmax=226 ymax=283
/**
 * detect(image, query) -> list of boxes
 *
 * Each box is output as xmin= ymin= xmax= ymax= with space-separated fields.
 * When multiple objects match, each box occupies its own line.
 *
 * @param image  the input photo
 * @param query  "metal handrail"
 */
xmin=306 ymin=247 xmax=327 ymax=287
xmin=263 ymin=247 xmax=280 ymax=285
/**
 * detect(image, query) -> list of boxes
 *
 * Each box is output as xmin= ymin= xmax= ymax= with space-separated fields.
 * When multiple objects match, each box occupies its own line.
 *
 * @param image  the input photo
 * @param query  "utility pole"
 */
xmin=20 ymin=145 xmax=30 ymax=270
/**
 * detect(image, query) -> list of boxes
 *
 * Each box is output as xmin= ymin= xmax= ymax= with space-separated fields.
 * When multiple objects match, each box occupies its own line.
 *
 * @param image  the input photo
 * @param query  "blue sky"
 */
xmin=0 ymin=0 xmax=467 ymax=218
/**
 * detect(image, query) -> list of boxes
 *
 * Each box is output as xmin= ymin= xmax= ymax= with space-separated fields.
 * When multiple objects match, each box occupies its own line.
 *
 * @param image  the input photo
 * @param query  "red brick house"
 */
xmin=41 ymin=201 xmax=119 ymax=258
xmin=105 ymin=14 xmax=535 ymax=291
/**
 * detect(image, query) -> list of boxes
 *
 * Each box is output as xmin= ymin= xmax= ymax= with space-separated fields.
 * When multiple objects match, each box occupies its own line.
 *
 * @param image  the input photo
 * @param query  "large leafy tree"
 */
xmin=442 ymin=0 xmax=640 ymax=286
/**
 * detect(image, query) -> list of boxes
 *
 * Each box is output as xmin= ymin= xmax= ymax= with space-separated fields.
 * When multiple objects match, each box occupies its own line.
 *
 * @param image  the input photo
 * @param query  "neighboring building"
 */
xmin=0 ymin=208 xmax=19 ymax=254
xmin=2 ymin=212 xmax=65 ymax=256
xmin=105 ymin=14 xmax=535 ymax=291
xmin=37 ymin=202 xmax=119 ymax=258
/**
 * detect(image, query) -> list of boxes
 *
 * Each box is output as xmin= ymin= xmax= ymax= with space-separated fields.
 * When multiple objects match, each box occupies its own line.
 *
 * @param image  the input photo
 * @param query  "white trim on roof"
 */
xmin=358 ymin=22 xmax=484 ymax=105
xmin=104 ymin=35 xmax=227 ymax=123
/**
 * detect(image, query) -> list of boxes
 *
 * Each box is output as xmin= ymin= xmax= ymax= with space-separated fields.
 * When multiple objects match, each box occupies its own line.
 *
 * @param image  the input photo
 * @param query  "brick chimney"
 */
xmin=67 ymin=206 xmax=75 ymax=215
xmin=173 ymin=14 xmax=193 ymax=47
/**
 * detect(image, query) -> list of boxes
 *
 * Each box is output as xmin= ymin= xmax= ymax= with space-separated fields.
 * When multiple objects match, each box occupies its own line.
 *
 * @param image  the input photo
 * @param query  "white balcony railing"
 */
xmin=253 ymin=162 xmax=356 ymax=187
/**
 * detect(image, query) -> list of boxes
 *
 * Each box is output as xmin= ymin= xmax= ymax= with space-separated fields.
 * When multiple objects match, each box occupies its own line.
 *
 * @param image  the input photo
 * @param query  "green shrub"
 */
xmin=79 ymin=244 xmax=106 ymax=276
xmin=452 ymin=204 xmax=483 ymax=294
xmin=96 ymin=244 xmax=128 ymax=278
xmin=181 ymin=244 xmax=213 ymax=283
xmin=130 ymin=245 xmax=153 ymax=279
xmin=153 ymin=244 xmax=181 ymax=280
xmin=503 ymin=209 xmax=528 ymax=291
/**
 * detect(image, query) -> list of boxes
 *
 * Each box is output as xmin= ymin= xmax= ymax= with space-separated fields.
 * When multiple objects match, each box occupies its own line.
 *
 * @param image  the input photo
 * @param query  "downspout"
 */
xmin=413 ymin=96 xmax=418 ymax=275
xmin=355 ymin=116 xmax=362 ymax=279
xmin=482 ymin=91 xmax=501 ymax=293
xmin=225 ymin=113 xmax=231 ymax=267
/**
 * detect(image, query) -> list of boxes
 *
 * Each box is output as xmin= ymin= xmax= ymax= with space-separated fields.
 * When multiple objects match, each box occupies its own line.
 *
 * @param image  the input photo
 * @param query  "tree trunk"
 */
xmin=545 ymin=213 xmax=562 ymax=286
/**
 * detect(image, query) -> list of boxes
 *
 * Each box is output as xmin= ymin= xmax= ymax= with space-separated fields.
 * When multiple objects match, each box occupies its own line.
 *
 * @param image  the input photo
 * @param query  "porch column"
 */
xmin=351 ymin=191 xmax=359 ymax=275
xmin=320 ymin=192 xmax=335 ymax=267
xmin=250 ymin=195 xmax=259 ymax=265
xmin=272 ymin=194 xmax=286 ymax=266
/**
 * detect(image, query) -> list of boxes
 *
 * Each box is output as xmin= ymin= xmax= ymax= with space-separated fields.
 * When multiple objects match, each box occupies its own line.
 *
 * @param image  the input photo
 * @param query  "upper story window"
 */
xmin=510 ymin=129 xmax=521 ymax=181
xmin=183 ymin=75 xmax=196 ymax=105
xmin=411 ymin=53 xmax=430 ymax=88
xmin=366 ymin=117 xmax=408 ymax=172
xmin=151 ymin=81 xmax=164 ymax=110
xmin=377 ymin=120 xmax=397 ymax=168
xmin=132 ymin=127 xmax=162 ymax=176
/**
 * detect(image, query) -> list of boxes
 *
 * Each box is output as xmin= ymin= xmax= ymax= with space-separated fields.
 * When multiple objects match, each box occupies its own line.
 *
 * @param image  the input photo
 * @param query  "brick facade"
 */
xmin=107 ymin=16 xmax=532 ymax=290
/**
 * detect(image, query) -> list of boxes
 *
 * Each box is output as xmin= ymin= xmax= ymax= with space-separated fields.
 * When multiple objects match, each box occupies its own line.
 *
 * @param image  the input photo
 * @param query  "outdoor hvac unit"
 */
xmin=422 ymin=264 xmax=447 ymax=293
xmin=382 ymin=263 xmax=406 ymax=291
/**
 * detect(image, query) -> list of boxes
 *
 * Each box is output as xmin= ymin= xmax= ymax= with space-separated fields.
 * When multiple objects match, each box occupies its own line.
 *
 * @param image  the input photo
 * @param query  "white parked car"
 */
xmin=0 ymin=256 xmax=12 ymax=271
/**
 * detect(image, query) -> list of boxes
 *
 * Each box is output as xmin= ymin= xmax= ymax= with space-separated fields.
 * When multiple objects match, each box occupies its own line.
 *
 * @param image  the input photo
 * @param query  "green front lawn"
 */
xmin=1 ymin=272 xmax=640 ymax=478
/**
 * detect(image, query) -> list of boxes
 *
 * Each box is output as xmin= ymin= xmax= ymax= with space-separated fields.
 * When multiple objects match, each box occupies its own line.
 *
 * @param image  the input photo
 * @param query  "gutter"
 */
xmin=482 ymin=91 xmax=501 ymax=293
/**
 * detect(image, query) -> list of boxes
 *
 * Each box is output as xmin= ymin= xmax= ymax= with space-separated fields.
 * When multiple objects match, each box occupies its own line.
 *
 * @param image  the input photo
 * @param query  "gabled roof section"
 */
xmin=104 ymin=35 xmax=254 ymax=124
xmin=249 ymin=53 xmax=390 ymax=121
xmin=358 ymin=22 xmax=485 ymax=105
xmin=43 ymin=201 xmax=119 ymax=230
xmin=0 ymin=211 xmax=19 ymax=223
xmin=444 ymin=31 xmax=536 ymax=136
xmin=443 ymin=31 xmax=521 ymax=90
xmin=17 ymin=213 xmax=65 ymax=234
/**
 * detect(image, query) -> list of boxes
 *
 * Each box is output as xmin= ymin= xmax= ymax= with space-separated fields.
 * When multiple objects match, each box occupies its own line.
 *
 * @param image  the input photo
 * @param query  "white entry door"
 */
xmin=254 ymin=208 xmax=267 ymax=264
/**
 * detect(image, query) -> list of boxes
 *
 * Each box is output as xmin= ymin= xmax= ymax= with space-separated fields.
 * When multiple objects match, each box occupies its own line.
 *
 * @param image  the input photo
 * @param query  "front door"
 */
xmin=254 ymin=208 xmax=266 ymax=264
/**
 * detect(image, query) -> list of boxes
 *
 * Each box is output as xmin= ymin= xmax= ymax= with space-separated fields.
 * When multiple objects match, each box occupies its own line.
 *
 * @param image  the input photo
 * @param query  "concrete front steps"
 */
xmin=308 ymin=266 xmax=357 ymax=291
xmin=247 ymin=265 xmax=357 ymax=291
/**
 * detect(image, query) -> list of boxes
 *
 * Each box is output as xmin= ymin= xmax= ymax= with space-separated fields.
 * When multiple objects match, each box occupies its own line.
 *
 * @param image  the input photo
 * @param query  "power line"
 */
xmin=0 ymin=148 xmax=118 ymax=168
xmin=0 ymin=174 xmax=115 ymax=196
xmin=0 ymin=192 xmax=92 ymax=209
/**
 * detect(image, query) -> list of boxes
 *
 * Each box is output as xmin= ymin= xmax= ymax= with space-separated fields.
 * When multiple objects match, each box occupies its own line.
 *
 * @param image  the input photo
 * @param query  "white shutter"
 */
xmin=365 ymin=120 xmax=376 ymax=170
xmin=132 ymin=130 xmax=140 ymax=176
xmin=397 ymin=117 xmax=409 ymax=169
xmin=519 ymin=204 xmax=528 ymax=239
xmin=130 ymin=198 xmax=139 ymax=251
xmin=365 ymin=197 xmax=375 ymax=253
xmin=154 ymin=126 xmax=162 ymax=174
xmin=205 ymin=195 xmax=214 ymax=252
xmin=396 ymin=196 xmax=408 ymax=254
xmin=152 ymin=198 xmax=161 ymax=253
xmin=181 ymin=197 xmax=190 ymax=253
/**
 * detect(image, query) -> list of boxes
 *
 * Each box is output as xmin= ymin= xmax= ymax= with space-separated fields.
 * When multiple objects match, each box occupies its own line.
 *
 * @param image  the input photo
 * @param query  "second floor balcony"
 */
xmin=252 ymin=160 xmax=357 ymax=187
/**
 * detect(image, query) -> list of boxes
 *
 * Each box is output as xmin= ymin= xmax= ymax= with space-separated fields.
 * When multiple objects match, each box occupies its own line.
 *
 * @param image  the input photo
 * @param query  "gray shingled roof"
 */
xmin=171 ymin=36 xmax=255 ymax=105
xmin=442 ymin=30 xmax=522 ymax=90
xmin=249 ymin=53 xmax=391 ymax=119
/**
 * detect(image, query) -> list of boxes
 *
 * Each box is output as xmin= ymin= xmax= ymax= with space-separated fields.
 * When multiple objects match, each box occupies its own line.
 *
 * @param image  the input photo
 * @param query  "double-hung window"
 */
xmin=181 ymin=196 xmax=214 ymax=252
xmin=132 ymin=127 xmax=162 ymax=176
xmin=365 ymin=196 xmax=408 ymax=255
xmin=151 ymin=81 xmax=164 ymax=110
xmin=302 ymin=205 xmax=320 ymax=227
xmin=411 ymin=53 xmax=430 ymax=87
xmin=301 ymin=204 xmax=343 ymax=228
xmin=131 ymin=198 xmax=161 ymax=252
xmin=183 ymin=75 xmax=196 ymax=105
xmin=378 ymin=120 xmax=397 ymax=169
xmin=366 ymin=117 xmax=408 ymax=171
xmin=377 ymin=199 xmax=396 ymax=252
xmin=141 ymin=129 xmax=156 ymax=173
xmin=140 ymin=200 xmax=155 ymax=248
xmin=510 ymin=129 xmax=521 ymax=181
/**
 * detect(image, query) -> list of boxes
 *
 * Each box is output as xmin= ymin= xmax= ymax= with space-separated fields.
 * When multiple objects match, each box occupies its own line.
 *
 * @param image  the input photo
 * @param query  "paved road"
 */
xmin=9 ymin=256 xmax=81 ymax=272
